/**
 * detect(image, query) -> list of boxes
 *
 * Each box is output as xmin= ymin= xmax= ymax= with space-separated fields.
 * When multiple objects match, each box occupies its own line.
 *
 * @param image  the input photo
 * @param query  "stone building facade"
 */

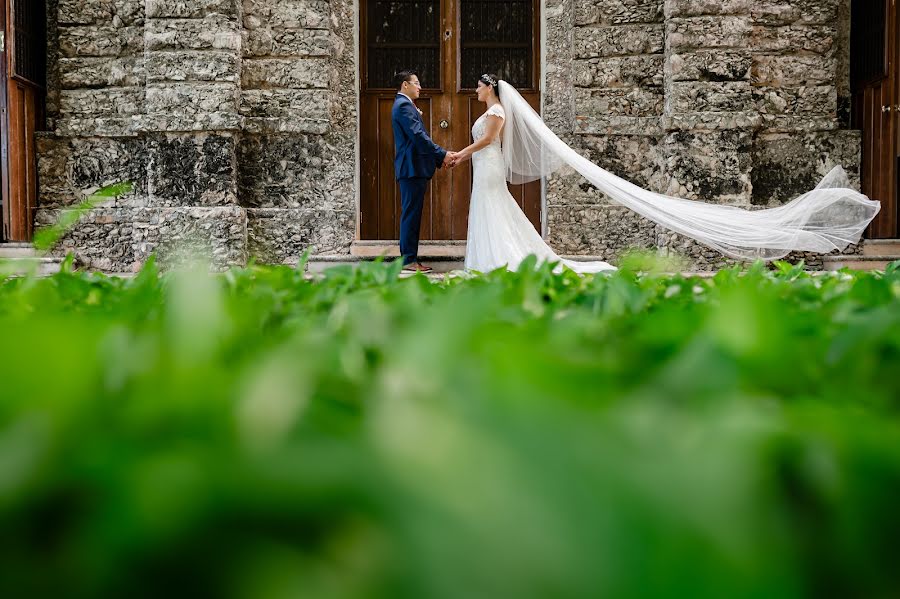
xmin=40 ymin=0 xmax=857 ymax=271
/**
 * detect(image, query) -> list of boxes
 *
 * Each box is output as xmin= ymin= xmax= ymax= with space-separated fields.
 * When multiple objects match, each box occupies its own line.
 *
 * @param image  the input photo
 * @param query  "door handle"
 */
xmin=883 ymin=105 xmax=892 ymax=113
xmin=439 ymin=120 xmax=449 ymax=129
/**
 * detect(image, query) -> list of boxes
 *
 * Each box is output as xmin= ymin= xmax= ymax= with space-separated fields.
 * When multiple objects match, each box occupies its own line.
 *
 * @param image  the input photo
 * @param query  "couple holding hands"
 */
xmin=391 ymin=70 xmax=500 ymax=273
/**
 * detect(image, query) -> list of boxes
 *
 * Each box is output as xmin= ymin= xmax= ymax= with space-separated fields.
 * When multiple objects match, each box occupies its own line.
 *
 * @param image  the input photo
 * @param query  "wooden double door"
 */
xmin=0 ymin=0 xmax=44 ymax=242
xmin=852 ymin=0 xmax=900 ymax=238
xmin=360 ymin=0 xmax=542 ymax=241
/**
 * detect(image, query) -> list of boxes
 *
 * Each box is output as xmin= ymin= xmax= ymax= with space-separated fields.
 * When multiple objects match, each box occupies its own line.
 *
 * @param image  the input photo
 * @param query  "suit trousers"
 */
xmin=398 ymin=177 xmax=429 ymax=265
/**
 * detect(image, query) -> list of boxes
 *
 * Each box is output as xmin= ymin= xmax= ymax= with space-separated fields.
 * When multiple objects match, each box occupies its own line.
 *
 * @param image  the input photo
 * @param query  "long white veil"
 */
xmin=498 ymin=81 xmax=881 ymax=261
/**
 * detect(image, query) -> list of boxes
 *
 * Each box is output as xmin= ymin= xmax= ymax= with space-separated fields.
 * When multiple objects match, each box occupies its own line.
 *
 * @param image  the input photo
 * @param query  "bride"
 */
xmin=449 ymin=74 xmax=881 ymax=273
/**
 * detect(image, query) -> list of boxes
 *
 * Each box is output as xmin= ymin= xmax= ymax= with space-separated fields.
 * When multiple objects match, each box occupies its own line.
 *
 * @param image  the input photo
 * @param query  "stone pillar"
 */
xmin=37 ymin=0 xmax=147 ymax=271
xmin=139 ymin=0 xmax=247 ymax=269
xmin=656 ymin=0 xmax=754 ymax=267
xmin=239 ymin=0 xmax=356 ymax=265
xmin=39 ymin=0 xmax=247 ymax=272
xmin=544 ymin=0 xmax=666 ymax=259
xmin=749 ymin=0 xmax=861 ymax=269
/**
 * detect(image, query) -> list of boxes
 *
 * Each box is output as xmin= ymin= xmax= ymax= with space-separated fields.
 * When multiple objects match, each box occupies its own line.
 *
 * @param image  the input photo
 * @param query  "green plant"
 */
xmin=1 ymin=261 xmax=899 ymax=598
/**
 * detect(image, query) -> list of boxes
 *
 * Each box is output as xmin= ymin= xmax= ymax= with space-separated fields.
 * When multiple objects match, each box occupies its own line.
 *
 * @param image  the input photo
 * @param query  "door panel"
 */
xmin=360 ymin=0 xmax=541 ymax=240
xmin=1 ymin=0 xmax=44 ymax=242
xmin=852 ymin=0 xmax=899 ymax=238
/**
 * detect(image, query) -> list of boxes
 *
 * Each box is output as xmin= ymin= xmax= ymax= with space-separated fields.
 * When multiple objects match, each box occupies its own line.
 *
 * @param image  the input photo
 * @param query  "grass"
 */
xmin=1 ymin=256 xmax=899 ymax=598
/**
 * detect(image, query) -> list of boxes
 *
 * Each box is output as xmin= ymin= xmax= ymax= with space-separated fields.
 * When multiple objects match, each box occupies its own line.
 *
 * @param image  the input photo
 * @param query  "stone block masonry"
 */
xmin=544 ymin=0 xmax=860 ymax=269
xmin=41 ymin=0 xmax=355 ymax=271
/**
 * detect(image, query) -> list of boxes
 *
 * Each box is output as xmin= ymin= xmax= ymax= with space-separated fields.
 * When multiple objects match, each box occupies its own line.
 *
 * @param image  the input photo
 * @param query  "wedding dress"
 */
xmin=465 ymin=102 xmax=615 ymax=273
xmin=464 ymin=81 xmax=881 ymax=273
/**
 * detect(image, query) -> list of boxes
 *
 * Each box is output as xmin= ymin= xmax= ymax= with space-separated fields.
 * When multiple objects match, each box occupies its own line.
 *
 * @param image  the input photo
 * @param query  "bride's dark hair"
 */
xmin=479 ymin=73 xmax=500 ymax=99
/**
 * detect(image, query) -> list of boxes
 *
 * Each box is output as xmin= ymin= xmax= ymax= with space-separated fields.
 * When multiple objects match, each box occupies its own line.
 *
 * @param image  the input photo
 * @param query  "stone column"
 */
xmin=544 ymin=0 xmax=666 ymax=259
xmin=139 ymin=0 xmax=247 ymax=269
xmin=239 ymin=0 xmax=356 ymax=265
xmin=749 ymin=0 xmax=861 ymax=269
xmin=37 ymin=0 xmax=148 ymax=272
xmin=657 ymin=0 xmax=756 ymax=267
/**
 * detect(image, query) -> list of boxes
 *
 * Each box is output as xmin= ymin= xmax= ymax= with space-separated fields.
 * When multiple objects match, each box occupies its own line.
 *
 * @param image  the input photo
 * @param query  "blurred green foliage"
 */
xmin=1 ymin=256 xmax=899 ymax=598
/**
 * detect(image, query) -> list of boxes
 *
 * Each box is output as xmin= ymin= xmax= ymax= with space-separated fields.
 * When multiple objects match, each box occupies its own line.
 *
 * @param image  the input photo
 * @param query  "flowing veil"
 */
xmin=498 ymin=81 xmax=881 ymax=262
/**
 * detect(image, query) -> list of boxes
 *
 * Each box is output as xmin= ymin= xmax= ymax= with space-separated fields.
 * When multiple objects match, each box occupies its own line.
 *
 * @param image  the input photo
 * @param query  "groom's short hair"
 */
xmin=394 ymin=70 xmax=418 ymax=90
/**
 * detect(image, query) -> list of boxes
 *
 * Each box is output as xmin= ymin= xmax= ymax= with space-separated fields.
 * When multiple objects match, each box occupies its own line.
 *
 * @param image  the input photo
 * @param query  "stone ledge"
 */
xmin=36 ymin=205 xmax=247 ymax=272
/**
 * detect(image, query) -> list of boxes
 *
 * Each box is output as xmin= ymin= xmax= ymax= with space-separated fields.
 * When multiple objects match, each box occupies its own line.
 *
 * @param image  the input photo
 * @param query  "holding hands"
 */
xmin=442 ymin=151 xmax=466 ymax=169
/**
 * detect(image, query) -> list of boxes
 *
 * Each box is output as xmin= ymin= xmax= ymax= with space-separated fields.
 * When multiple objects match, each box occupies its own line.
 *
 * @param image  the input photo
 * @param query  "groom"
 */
xmin=392 ymin=70 xmax=457 ymax=273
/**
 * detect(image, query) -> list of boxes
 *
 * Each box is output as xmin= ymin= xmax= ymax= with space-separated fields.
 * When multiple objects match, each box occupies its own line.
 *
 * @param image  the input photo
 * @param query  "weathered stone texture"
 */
xmin=59 ymin=89 xmax=145 ymax=118
xmin=241 ymin=58 xmax=330 ymax=88
xmin=750 ymin=25 xmax=835 ymax=55
xmin=58 ymin=57 xmax=146 ymax=88
xmin=238 ymin=133 xmax=355 ymax=211
xmin=668 ymin=51 xmax=751 ymax=82
xmin=145 ymin=17 xmax=241 ymax=51
xmin=248 ymin=208 xmax=354 ymax=262
xmin=662 ymin=129 xmax=753 ymax=202
xmin=146 ymin=0 xmax=238 ymax=18
xmin=576 ymin=55 xmax=664 ymax=88
xmin=575 ymin=0 xmax=663 ymax=25
xmin=58 ymin=0 xmax=145 ymax=26
xmin=669 ymin=81 xmax=752 ymax=113
xmin=59 ymin=26 xmax=144 ymax=57
xmin=37 ymin=135 xmax=149 ymax=207
xmin=751 ymin=130 xmax=860 ymax=206
xmin=141 ymin=82 xmax=241 ymax=133
xmin=547 ymin=205 xmax=659 ymax=256
xmin=750 ymin=0 xmax=838 ymax=26
xmin=148 ymin=134 xmax=238 ymax=206
xmin=243 ymin=28 xmax=331 ymax=57
xmin=575 ymin=24 xmax=664 ymax=58
xmin=37 ymin=205 xmax=247 ymax=272
xmin=133 ymin=206 xmax=248 ymax=269
xmin=667 ymin=17 xmax=751 ymax=51
xmin=242 ymin=0 xmax=331 ymax=29
xmin=667 ymin=0 xmax=750 ymax=18
xmin=239 ymin=90 xmax=329 ymax=133
xmin=576 ymin=87 xmax=664 ymax=117
xmin=145 ymin=51 xmax=240 ymax=83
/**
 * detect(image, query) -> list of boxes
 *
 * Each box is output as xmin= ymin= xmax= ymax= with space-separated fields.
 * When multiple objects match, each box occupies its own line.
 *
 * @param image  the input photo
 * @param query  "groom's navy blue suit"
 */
xmin=392 ymin=93 xmax=447 ymax=265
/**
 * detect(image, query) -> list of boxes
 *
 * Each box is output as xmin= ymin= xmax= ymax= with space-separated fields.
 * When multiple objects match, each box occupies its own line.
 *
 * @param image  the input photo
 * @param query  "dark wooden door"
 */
xmin=360 ymin=0 xmax=541 ymax=241
xmin=1 ymin=0 xmax=44 ymax=242
xmin=852 ymin=0 xmax=899 ymax=238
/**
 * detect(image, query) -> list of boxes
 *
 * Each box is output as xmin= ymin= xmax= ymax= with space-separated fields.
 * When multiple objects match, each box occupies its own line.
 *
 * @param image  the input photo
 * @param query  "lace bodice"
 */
xmin=472 ymin=103 xmax=505 ymax=145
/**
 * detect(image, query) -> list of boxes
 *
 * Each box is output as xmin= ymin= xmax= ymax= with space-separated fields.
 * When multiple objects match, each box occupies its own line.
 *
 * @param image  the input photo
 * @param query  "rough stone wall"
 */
xmin=240 ymin=0 xmax=356 ymax=264
xmin=545 ymin=0 xmax=861 ymax=270
xmin=39 ymin=0 xmax=355 ymax=271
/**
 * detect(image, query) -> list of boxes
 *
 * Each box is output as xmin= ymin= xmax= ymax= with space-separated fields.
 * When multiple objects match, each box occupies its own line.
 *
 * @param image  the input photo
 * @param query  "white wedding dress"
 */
xmin=464 ymin=81 xmax=881 ymax=273
xmin=465 ymin=103 xmax=615 ymax=273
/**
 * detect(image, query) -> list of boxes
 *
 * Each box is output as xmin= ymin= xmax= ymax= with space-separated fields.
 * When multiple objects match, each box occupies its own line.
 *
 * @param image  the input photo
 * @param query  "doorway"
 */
xmin=0 ymin=0 xmax=45 ymax=242
xmin=851 ymin=0 xmax=900 ymax=238
xmin=359 ymin=0 xmax=542 ymax=241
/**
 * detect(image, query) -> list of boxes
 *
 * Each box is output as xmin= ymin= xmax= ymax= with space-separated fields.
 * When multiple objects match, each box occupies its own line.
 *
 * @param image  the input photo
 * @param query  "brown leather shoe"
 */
xmin=402 ymin=262 xmax=433 ymax=273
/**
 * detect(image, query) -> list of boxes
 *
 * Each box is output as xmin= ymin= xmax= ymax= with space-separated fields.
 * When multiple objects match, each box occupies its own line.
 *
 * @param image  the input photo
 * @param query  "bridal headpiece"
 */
xmin=480 ymin=74 xmax=497 ymax=87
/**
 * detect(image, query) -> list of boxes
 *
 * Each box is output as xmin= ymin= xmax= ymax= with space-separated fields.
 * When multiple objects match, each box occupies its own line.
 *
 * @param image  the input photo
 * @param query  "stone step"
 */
xmin=0 ymin=256 xmax=64 ymax=276
xmin=0 ymin=242 xmax=39 ymax=259
xmin=309 ymin=255 xmax=463 ymax=274
xmin=311 ymin=253 xmax=616 ymax=274
xmin=863 ymin=239 xmax=900 ymax=256
xmin=823 ymin=255 xmax=900 ymax=271
xmin=351 ymin=240 xmax=466 ymax=258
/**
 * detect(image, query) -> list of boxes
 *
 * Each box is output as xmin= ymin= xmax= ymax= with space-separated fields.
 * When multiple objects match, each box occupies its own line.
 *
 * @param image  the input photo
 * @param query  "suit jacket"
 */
xmin=392 ymin=94 xmax=447 ymax=180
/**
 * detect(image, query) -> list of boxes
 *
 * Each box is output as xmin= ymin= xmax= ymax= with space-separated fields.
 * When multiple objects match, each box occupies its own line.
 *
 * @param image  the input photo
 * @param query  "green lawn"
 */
xmin=1 ymin=257 xmax=899 ymax=598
